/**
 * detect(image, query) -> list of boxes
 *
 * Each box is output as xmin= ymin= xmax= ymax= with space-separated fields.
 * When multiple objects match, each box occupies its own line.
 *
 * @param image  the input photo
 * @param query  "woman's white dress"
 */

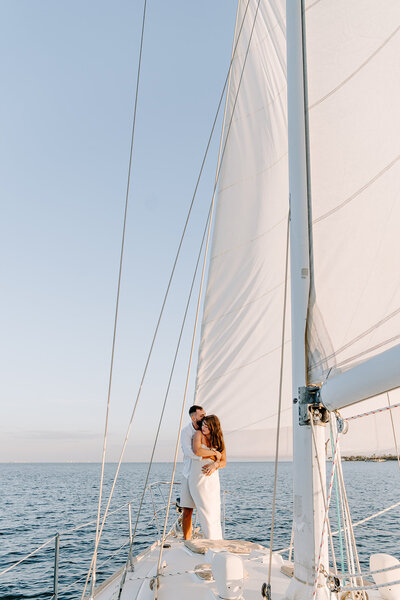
xmin=188 ymin=444 xmax=222 ymax=539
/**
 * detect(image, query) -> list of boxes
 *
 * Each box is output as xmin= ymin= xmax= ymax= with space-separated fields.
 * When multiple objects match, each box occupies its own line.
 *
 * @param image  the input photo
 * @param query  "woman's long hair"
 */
xmin=202 ymin=415 xmax=225 ymax=453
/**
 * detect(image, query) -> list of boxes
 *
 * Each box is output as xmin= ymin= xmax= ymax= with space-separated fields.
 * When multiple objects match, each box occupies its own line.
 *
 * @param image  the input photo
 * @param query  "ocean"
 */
xmin=1 ymin=461 xmax=399 ymax=599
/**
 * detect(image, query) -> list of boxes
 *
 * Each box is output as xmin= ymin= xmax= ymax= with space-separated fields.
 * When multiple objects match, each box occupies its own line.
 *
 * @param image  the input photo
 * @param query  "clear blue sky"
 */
xmin=0 ymin=1 xmax=237 ymax=461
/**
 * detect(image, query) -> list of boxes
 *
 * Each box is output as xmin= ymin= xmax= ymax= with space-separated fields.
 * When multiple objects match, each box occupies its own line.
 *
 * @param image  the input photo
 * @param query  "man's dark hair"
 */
xmin=189 ymin=405 xmax=203 ymax=415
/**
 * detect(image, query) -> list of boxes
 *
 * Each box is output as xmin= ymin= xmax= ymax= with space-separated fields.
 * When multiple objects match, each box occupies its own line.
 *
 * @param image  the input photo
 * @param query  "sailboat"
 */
xmin=84 ymin=0 xmax=400 ymax=599
xmin=3 ymin=0 xmax=400 ymax=599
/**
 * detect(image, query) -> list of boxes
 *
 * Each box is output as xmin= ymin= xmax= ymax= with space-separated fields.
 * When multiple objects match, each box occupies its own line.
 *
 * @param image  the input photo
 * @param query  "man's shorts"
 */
xmin=180 ymin=476 xmax=195 ymax=509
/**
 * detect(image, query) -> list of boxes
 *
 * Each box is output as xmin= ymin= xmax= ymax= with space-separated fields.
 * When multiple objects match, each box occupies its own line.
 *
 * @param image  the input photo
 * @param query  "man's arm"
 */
xmin=203 ymin=448 xmax=226 ymax=476
xmin=181 ymin=425 xmax=201 ymax=461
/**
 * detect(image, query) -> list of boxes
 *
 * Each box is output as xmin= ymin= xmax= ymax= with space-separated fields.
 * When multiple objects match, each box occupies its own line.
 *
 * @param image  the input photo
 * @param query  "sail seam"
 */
xmin=230 ymin=14 xmax=284 ymax=63
xmin=330 ymin=334 xmax=400 ymax=372
xmin=226 ymin=407 xmax=292 ymax=435
xmin=218 ymin=145 xmax=287 ymax=194
xmin=305 ymin=0 xmax=324 ymax=11
xmin=197 ymin=340 xmax=290 ymax=389
xmin=209 ymin=216 xmax=287 ymax=261
xmin=313 ymin=153 xmax=400 ymax=224
xmin=309 ymin=24 xmax=400 ymax=111
xmin=309 ymin=306 xmax=400 ymax=372
xmin=202 ymin=281 xmax=284 ymax=326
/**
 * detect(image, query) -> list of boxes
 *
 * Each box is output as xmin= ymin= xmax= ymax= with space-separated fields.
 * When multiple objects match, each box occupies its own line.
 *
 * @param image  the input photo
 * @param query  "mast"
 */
xmin=286 ymin=2 xmax=329 ymax=599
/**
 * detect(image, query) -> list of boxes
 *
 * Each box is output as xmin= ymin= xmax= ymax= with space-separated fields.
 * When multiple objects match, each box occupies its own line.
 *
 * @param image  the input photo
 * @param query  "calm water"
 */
xmin=0 ymin=461 xmax=399 ymax=599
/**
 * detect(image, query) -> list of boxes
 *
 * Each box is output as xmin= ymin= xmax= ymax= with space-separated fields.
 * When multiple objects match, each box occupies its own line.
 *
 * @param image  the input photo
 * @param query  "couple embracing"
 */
xmin=180 ymin=405 xmax=226 ymax=540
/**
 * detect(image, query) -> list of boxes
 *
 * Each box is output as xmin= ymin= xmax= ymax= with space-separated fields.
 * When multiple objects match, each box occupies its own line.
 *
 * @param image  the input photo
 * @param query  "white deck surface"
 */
xmin=94 ymin=534 xmax=292 ymax=600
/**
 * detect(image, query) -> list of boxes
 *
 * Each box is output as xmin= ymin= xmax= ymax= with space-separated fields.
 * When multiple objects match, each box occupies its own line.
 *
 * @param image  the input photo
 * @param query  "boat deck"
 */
xmin=94 ymin=534 xmax=292 ymax=600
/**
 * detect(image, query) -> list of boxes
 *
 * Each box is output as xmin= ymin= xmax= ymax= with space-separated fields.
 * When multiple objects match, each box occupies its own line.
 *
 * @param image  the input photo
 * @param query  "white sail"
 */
xmin=305 ymin=0 xmax=400 ymax=384
xmin=194 ymin=0 xmax=291 ymax=459
xmin=194 ymin=0 xmax=400 ymax=460
xmin=304 ymin=0 xmax=400 ymax=455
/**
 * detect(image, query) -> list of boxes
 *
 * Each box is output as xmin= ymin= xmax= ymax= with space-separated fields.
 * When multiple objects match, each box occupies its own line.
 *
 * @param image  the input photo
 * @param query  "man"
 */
xmin=180 ymin=405 xmax=217 ymax=539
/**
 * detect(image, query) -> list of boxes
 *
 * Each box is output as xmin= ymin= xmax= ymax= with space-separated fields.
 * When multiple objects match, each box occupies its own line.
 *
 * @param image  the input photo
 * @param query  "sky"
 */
xmin=0 ymin=1 xmax=237 ymax=462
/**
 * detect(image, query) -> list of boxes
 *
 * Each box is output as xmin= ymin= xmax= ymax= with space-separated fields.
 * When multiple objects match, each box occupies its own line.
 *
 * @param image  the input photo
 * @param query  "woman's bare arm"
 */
xmin=217 ymin=448 xmax=226 ymax=469
xmin=192 ymin=431 xmax=219 ymax=459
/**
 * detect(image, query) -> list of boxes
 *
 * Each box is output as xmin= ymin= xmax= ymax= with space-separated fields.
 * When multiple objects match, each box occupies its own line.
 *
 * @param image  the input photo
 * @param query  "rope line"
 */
xmin=84 ymin=1 xmax=258 ymax=592
xmin=335 ymin=425 xmax=366 ymax=600
xmin=277 ymin=498 xmax=400 ymax=555
xmin=155 ymin=0 xmax=265 ymax=591
xmin=0 ymin=536 xmax=56 ymax=577
xmin=0 ymin=487 xmax=174 ymax=577
xmin=330 ymin=420 xmax=345 ymax=579
xmin=345 ymin=500 xmax=400 ymax=530
xmin=89 ymin=1 xmax=148 ymax=596
xmin=387 ymin=393 xmax=400 ymax=470
xmin=312 ymin=423 xmax=341 ymax=599
xmin=267 ymin=211 xmax=290 ymax=587
xmin=335 ymin=418 xmax=357 ymax=589
xmin=347 ymin=401 xmax=400 ymax=421
xmin=310 ymin=410 xmax=338 ymax=575
xmin=119 ymin=200 xmax=215 ymax=593
xmin=342 ymin=578 xmax=400 ymax=592
xmin=340 ymin=562 xmax=400 ymax=579
xmin=60 ymin=539 xmax=130 ymax=595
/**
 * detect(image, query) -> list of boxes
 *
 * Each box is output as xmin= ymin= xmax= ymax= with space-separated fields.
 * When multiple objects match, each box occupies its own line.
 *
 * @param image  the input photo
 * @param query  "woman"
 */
xmin=188 ymin=414 xmax=226 ymax=539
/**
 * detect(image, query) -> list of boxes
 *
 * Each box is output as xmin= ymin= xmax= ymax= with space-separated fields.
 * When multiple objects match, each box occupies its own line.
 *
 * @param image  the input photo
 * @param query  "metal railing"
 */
xmin=0 ymin=480 xmax=181 ymax=600
xmin=3 ymin=481 xmax=398 ymax=598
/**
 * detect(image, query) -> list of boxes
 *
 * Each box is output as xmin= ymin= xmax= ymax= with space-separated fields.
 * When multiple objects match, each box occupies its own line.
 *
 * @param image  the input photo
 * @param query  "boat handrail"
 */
xmin=0 ymin=479 xmax=182 ymax=593
xmin=3 ymin=483 xmax=399 ymax=597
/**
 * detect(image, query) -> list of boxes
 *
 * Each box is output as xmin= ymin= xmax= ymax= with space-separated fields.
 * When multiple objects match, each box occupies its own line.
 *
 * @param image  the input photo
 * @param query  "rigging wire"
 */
xmin=89 ymin=0 xmax=148 ymax=596
xmin=276 ymin=498 xmax=400 ymax=555
xmin=83 ymin=2 xmax=255 ymax=592
xmin=0 ymin=537 xmax=56 ymax=577
xmin=154 ymin=0 xmax=267 ymax=588
xmin=332 ymin=417 xmax=357 ymax=593
xmin=330 ymin=421 xmax=346 ymax=580
xmin=311 ymin=424 xmax=341 ymax=599
xmin=116 ymin=201 xmax=215 ymax=597
xmin=334 ymin=422 xmax=367 ymax=600
xmin=153 ymin=198 xmax=213 ymax=590
xmin=266 ymin=210 xmax=290 ymax=590
xmin=309 ymin=410 xmax=338 ymax=575
xmin=387 ymin=392 xmax=400 ymax=470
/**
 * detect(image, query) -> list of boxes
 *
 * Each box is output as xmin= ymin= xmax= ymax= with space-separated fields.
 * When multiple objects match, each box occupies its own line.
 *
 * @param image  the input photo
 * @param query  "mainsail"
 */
xmin=305 ymin=0 xmax=400 ymax=455
xmin=195 ymin=0 xmax=400 ymax=459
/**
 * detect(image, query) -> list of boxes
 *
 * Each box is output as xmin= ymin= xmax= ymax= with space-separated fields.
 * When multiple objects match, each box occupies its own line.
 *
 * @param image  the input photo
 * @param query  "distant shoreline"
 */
xmin=0 ymin=457 xmax=397 ymax=464
xmin=341 ymin=455 xmax=398 ymax=462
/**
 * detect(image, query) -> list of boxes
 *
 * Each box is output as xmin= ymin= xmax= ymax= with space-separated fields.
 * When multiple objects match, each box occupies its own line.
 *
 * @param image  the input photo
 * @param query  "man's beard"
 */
xmin=196 ymin=419 xmax=203 ymax=428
